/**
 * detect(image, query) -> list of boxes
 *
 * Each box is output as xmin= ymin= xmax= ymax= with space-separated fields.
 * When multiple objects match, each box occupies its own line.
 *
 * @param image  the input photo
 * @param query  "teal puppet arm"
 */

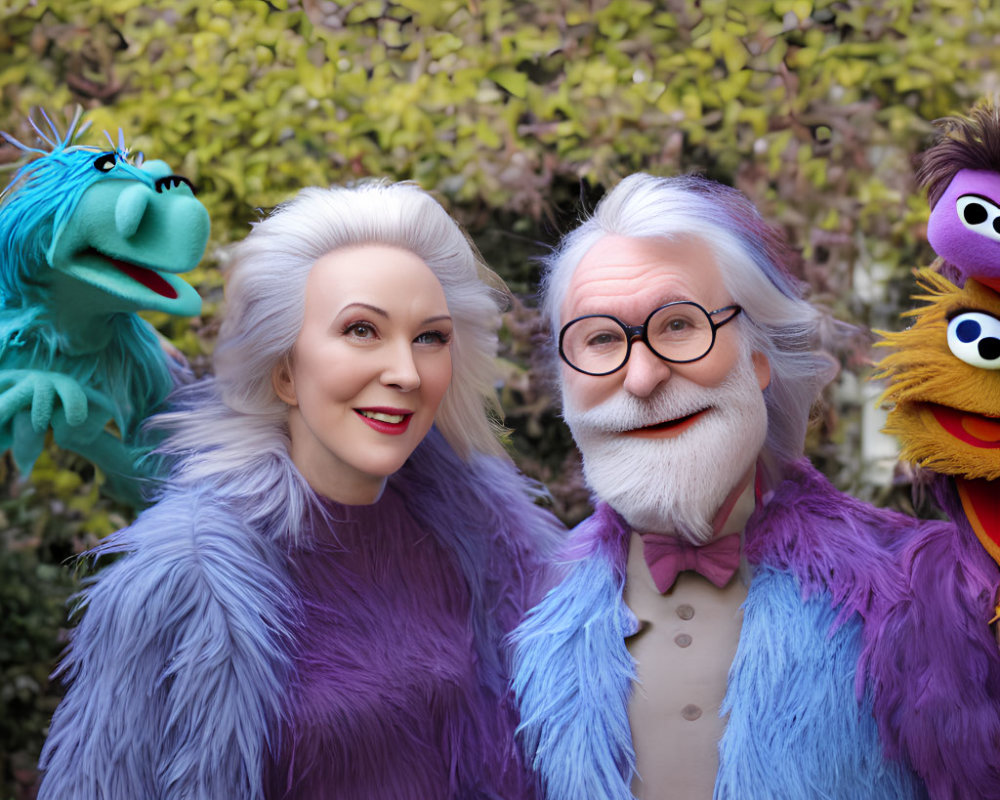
xmin=0 ymin=368 xmax=90 ymax=471
xmin=0 ymin=112 xmax=209 ymax=504
xmin=0 ymin=367 xmax=161 ymax=507
xmin=50 ymin=388 xmax=162 ymax=508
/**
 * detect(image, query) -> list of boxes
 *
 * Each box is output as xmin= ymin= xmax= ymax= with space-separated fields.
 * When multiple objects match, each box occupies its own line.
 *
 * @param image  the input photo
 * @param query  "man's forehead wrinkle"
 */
xmin=563 ymin=260 xmax=717 ymax=322
xmin=568 ymin=282 xmax=694 ymax=318
xmin=570 ymin=254 xmax=695 ymax=289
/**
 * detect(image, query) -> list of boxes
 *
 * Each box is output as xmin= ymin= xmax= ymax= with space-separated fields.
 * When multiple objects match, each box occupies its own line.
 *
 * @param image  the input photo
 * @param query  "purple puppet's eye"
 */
xmin=947 ymin=311 xmax=1000 ymax=369
xmin=956 ymin=195 xmax=1000 ymax=243
xmin=963 ymin=203 xmax=988 ymax=225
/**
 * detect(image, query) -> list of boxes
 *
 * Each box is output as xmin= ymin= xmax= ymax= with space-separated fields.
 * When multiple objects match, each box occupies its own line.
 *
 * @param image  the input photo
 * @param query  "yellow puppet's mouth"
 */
xmin=928 ymin=403 xmax=1000 ymax=448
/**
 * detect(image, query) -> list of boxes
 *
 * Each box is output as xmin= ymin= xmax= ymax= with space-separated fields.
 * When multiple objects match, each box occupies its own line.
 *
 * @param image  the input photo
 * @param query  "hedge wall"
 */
xmin=2 ymin=1 xmax=999 ymax=795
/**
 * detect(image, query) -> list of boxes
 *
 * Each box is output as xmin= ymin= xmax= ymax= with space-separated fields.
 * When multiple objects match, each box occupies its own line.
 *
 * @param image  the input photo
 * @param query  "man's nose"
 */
xmin=621 ymin=341 xmax=672 ymax=398
xmin=380 ymin=342 xmax=421 ymax=391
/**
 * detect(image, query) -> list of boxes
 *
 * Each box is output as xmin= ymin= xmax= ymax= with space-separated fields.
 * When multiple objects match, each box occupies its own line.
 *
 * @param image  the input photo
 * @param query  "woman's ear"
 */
xmin=272 ymin=355 xmax=298 ymax=405
xmin=751 ymin=351 xmax=771 ymax=391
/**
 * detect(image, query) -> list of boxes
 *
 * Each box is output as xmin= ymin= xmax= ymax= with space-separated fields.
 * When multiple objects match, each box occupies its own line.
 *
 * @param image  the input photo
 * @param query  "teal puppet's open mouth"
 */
xmin=86 ymin=249 xmax=179 ymax=299
xmin=57 ymin=246 xmax=202 ymax=316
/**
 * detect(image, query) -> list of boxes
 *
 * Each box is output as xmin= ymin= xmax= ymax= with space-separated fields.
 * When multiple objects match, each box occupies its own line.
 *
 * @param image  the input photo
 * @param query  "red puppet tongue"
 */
xmin=957 ymin=477 xmax=1000 ymax=566
xmin=110 ymin=257 xmax=178 ymax=299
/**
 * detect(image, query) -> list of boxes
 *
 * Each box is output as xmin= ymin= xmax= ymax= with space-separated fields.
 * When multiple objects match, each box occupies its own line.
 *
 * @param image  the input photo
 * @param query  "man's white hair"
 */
xmin=542 ymin=173 xmax=837 ymax=476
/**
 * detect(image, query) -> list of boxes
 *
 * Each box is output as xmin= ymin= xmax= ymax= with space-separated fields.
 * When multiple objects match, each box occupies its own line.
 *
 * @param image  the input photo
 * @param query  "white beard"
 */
xmin=562 ymin=353 xmax=768 ymax=542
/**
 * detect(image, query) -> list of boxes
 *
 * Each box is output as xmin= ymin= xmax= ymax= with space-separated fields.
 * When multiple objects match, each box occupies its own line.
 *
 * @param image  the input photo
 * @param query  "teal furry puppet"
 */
xmin=0 ymin=110 xmax=208 ymax=505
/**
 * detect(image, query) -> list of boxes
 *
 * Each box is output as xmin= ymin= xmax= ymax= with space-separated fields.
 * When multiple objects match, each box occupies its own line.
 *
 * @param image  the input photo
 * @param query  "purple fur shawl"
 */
xmin=745 ymin=459 xmax=1000 ymax=799
xmin=862 ymin=474 xmax=1000 ymax=799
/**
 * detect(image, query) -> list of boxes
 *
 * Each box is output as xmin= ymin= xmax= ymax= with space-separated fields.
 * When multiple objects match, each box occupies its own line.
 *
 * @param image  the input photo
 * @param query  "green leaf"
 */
xmin=488 ymin=67 xmax=528 ymax=98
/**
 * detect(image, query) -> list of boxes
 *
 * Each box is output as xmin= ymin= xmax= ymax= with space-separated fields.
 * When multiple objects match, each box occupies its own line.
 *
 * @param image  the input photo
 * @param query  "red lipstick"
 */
xmin=354 ymin=407 xmax=413 ymax=435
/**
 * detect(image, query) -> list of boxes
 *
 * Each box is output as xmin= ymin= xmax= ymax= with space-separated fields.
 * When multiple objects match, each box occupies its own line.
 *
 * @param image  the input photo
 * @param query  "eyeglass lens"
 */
xmin=561 ymin=302 xmax=715 ymax=374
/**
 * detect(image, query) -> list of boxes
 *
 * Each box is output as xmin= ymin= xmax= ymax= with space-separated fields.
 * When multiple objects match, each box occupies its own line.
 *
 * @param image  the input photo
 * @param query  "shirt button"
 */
xmin=676 ymin=604 xmax=695 ymax=620
xmin=674 ymin=633 xmax=692 ymax=648
xmin=681 ymin=704 xmax=702 ymax=721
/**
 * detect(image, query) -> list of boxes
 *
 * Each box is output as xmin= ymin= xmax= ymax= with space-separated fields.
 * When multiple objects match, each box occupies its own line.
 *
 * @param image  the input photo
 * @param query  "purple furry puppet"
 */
xmin=37 ymin=181 xmax=563 ymax=799
xmin=872 ymin=100 xmax=1000 ymax=799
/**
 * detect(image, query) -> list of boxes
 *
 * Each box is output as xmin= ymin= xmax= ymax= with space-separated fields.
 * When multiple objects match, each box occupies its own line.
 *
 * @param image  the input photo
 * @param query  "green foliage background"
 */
xmin=2 ymin=0 xmax=999 ymax=795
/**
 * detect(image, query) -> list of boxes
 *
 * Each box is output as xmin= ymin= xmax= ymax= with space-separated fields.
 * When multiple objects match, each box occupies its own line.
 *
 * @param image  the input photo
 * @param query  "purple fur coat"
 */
xmin=748 ymin=460 xmax=1000 ymax=799
xmin=38 ymin=428 xmax=563 ymax=800
xmin=511 ymin=457 xmax=1000 ymax=799
xmin=862 ymin=474 xmax=1000 ymax=799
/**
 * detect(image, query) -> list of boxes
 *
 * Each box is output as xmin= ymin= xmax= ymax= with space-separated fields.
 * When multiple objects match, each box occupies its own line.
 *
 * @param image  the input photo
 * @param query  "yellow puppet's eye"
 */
xmin=947 ymin=311 xmax=1000 ymax=369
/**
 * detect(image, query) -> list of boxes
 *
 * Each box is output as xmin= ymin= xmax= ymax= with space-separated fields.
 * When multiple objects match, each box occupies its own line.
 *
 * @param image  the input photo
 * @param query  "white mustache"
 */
xmin=564 ymin=378 xmax=718 ymax=435
xmin=560 ymin=352 xmax=768 ymax=539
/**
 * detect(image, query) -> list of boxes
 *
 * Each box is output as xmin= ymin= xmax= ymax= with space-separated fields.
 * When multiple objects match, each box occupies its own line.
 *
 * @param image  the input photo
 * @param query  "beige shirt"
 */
xmin=623 ymin=481 xmax=756 ymax=800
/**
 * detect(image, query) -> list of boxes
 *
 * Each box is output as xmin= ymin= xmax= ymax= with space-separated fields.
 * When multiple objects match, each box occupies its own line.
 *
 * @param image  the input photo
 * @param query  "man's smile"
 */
xmin=623 ymin=408 xmax=710 ymax=439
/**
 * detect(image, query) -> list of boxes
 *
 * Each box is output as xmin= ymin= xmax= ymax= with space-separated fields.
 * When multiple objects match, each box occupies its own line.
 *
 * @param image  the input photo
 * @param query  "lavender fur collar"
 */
xmin=562 ymin=501 xmax=631 ymax=569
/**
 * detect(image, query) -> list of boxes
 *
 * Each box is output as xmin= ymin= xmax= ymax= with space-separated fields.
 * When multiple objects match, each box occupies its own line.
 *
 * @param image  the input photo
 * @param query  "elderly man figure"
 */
xmin=510 ymin=174 xmax=928 ymax=799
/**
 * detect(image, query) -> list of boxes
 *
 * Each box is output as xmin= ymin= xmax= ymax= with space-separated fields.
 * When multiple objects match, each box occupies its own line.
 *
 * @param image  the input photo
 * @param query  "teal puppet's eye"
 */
xmin=93 ymin=152 xmax=117 ymax=172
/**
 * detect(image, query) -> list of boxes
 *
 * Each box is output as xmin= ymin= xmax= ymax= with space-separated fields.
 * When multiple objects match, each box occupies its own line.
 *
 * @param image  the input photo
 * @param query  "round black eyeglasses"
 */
xmin=558 ymin=302 xmax=742 ymax=376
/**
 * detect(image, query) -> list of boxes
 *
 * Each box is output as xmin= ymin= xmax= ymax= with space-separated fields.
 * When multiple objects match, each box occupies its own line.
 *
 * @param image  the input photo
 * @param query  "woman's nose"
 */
xmin=380 ymin=342 xmax=421 ymax=391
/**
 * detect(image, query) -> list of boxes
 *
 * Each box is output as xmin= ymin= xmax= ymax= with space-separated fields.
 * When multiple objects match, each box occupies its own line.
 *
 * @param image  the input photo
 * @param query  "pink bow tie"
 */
xmin=639 ymin=532 xmax=741 ymax=593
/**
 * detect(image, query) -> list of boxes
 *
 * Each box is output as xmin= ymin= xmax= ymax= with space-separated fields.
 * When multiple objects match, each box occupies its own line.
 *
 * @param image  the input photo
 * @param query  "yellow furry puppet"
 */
xmin=877 ymin=271 xmax=1000 ymax=560
xmin=877 ymin=98 xmax=1000 ymax=567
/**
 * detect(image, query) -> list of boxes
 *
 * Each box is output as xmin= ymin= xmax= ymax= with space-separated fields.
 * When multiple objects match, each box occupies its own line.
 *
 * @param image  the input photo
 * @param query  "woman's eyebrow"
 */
xmin=338 ymin=304 xmax=452 ymax=326
xmin=338 ymin=302 xmax=388 ymax=317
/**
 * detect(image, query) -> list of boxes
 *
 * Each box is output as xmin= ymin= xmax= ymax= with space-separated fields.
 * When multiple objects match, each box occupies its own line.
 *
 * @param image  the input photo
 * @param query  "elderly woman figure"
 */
xmin=37 ymin=181 xmax=562 ymax=800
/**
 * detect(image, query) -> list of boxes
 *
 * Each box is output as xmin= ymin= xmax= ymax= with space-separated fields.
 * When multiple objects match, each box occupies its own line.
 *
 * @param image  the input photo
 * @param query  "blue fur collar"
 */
xmin=510 ymin=483 xmax=925 ymax=799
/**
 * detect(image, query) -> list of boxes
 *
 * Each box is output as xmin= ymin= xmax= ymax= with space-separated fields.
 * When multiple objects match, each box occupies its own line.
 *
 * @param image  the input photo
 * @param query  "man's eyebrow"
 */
xmin=652 ymin=292 xmax=697 ymax=306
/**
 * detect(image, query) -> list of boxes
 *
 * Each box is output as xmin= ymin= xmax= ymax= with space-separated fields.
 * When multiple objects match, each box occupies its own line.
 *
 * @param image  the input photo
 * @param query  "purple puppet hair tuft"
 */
xmin=917 ymin=97 xmax=1000 ymax=208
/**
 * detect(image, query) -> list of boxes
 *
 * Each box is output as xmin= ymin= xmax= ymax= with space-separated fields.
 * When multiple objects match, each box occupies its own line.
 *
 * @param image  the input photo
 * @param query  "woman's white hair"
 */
xmin=542 ymin=173 xmax=838 ymax=476
xmin=156 ymin=180 xmax=509 ymax=495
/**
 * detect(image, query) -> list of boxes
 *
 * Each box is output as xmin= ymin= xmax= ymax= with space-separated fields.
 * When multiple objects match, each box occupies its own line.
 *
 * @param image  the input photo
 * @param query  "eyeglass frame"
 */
xmin=558 ymin=301 xmax=743 ymax=376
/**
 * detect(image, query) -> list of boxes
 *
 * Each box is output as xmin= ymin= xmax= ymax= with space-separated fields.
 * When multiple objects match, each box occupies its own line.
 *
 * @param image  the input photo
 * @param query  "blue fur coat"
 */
xmin=510 ymin=459 xmax=931 ymax=800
